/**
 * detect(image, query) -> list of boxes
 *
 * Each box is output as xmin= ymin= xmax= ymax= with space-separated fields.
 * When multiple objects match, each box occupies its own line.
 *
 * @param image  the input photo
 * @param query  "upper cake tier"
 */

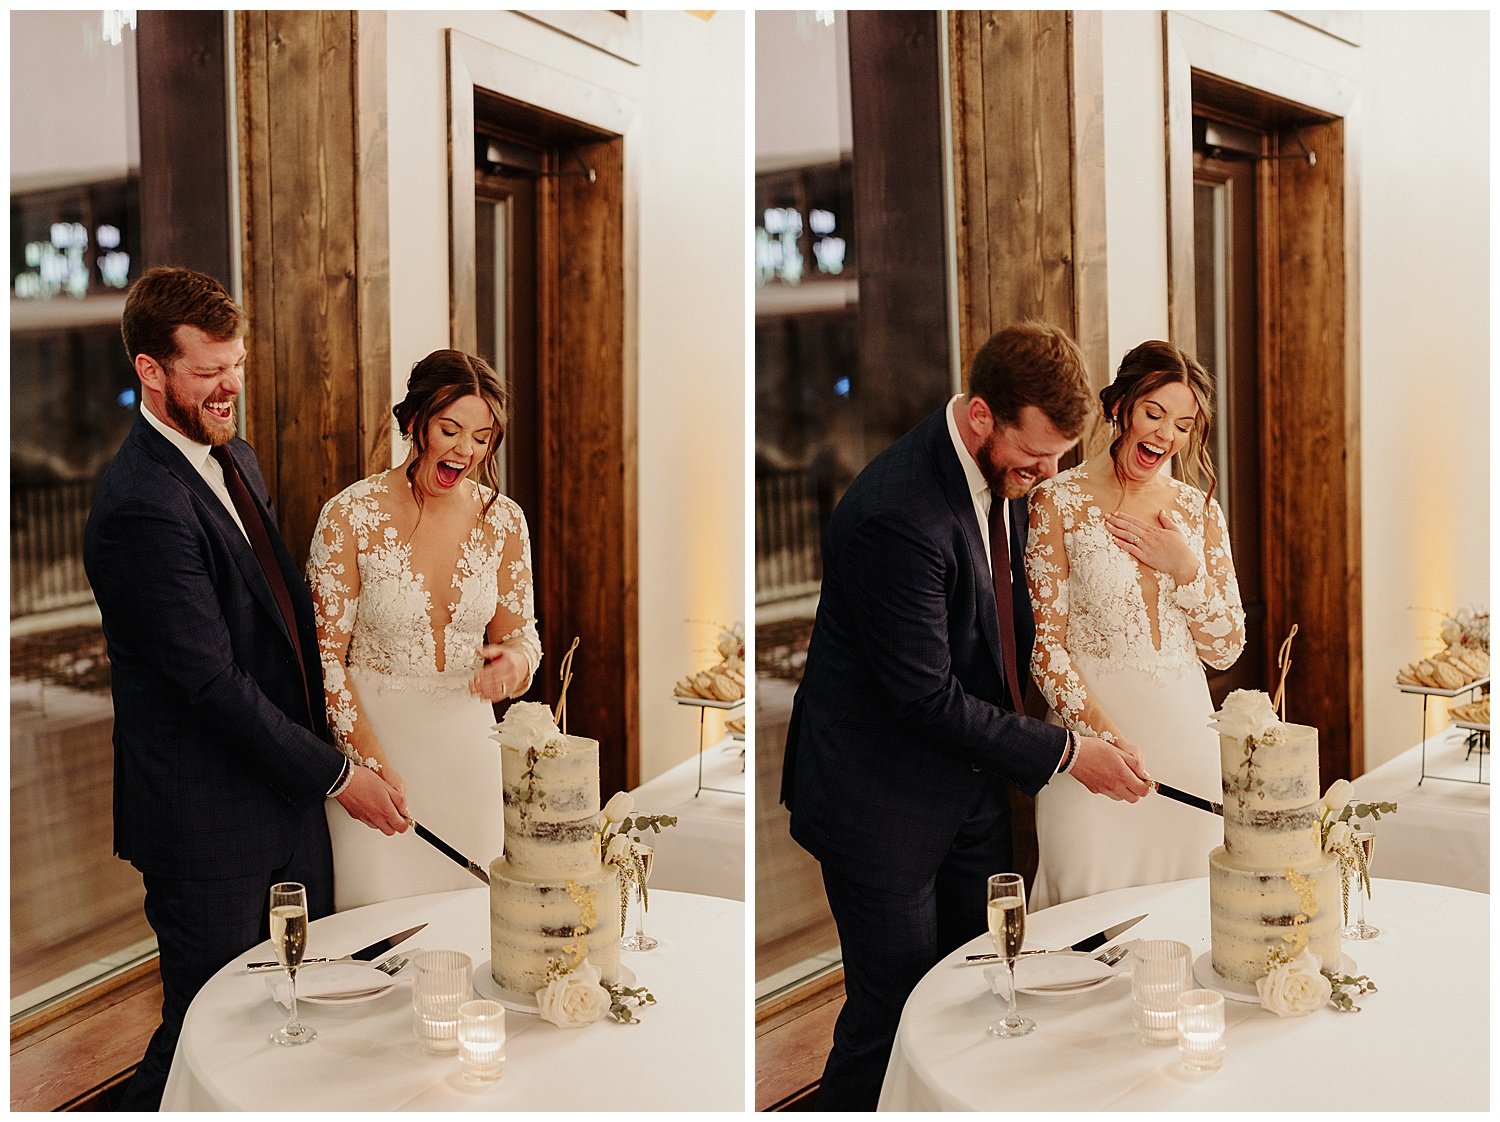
xmin=493 ymin=703 xmax=604 ymax=882
xmin=1210 ymin=690 xmax=1323 ymax=869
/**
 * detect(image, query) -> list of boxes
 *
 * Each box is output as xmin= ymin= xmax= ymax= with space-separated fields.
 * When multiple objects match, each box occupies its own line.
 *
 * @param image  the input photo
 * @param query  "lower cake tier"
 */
xmin=1208 ymin=846 xmax=1341 ymax=986
xmin=488 ymin=860 xmax=621 ymax=996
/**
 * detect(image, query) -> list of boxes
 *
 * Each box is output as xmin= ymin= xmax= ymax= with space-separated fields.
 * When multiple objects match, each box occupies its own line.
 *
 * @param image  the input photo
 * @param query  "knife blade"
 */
xmin=246 ymin=922 xmax=427 ymax=972
xmin=965 ymin=913 xmax=1147 ymax=963
xmin=1152 ymin=780 xmax=1224 ymax=816
xmin=411 ymin=820 xmax=491 ymax=885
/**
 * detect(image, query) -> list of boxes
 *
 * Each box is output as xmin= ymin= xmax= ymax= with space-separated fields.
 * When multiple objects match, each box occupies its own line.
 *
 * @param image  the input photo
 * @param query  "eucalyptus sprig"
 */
xmin=1323 ymin=969 xmax=1378 ymax=1013
xmin=605 ymin=982 xmax=657 ymax=1024
xmin=614 ymin=813 xmax=679 ymax=845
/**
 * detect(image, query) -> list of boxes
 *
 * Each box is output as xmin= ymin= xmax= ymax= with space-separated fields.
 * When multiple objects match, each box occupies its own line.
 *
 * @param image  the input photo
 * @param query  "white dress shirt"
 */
xmin=140 ymin=400 xmax=250 ymax=543
xmin=945 ymin=393 xmax=1008 ymax=568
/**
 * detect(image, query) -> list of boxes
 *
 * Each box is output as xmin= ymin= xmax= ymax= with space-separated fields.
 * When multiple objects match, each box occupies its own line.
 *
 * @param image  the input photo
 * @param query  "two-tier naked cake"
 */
xmin=488 ymin=703 xmax=621 ymax=1000
xmin=1207 ymin=690 xmax=1340 ymax=985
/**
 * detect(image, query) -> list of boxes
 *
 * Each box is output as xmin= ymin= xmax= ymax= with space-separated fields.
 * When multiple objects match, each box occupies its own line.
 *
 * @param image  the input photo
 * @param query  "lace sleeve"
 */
xmin=1169 ymin=493 xmax=1246 ymax=670
xmin=1024 ymin=486 xmax=1123 ymax=743
xmin=487 ymin=499 xmax=542 ymax=691
xmin=306 ymin=493 xmax=375 ymax=767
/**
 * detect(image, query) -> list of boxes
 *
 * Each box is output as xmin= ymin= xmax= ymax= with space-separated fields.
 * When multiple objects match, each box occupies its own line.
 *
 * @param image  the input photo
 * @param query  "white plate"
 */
xmin=266 ymin=963 xmax=397 ymax=1007
xmin=984 ymin=952 xmax=1121 ymax=997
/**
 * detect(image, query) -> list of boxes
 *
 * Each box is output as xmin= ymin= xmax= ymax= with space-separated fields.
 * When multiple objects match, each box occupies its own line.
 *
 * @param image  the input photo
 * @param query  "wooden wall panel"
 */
xmin=136 ymin=11 xmax=233 ymax=283
xmin=948 ymin=11 xmax=1110 ymax=404
xmin=236 ymin=11 xmax=390 ymax=564
xmin=846 ymin=11 xmax=951 ymax=445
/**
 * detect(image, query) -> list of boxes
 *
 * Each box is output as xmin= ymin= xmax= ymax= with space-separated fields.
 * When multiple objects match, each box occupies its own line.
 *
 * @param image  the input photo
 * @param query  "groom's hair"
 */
xmin=968 ymin=322 xmax=1093 ymax=438
xmin=122 ymin=266 xmax=243 ymax=369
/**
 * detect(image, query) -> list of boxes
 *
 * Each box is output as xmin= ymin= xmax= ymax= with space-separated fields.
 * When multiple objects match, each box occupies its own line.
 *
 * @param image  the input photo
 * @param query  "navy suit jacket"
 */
xmin=781 ymin=407 xmax=1067 ymax=894
xmin=84 ymin=417 xmax=345 ymax=879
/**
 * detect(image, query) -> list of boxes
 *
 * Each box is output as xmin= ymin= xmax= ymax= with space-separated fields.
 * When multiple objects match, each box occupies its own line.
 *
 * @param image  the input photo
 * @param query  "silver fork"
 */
xmin=1094 ymin=944 xmax=1129 ymax=968
xmin=375 ymin=953 xmax=409 ymax=976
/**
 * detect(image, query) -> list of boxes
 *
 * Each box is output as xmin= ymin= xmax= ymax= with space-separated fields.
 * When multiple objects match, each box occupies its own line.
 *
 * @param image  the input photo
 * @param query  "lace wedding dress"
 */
xmin=307 ymin=472 xmax=541 ymax=910
xmin=1024 ymin=463 xmax=1245 ymax=910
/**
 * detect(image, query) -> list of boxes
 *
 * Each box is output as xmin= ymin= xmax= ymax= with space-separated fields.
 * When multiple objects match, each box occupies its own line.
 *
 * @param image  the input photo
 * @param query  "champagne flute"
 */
xmin=268 ymin=882 xmax=315 ymax=1046
xmin=986 ymin=873 xmax=1035 ymax=1038
xmin=1342 ymin=831 xmax=1380 ymax=940
xmin=620 ymin=843 xmax=658 ymax=951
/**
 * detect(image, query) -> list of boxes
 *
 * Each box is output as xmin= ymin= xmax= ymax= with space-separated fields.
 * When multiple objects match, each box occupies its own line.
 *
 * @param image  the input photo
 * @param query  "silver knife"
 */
xmin=246 ymin=922 xmax=427 ymax=972
xmin=965 ymin=913 xmax=1147 ymax=963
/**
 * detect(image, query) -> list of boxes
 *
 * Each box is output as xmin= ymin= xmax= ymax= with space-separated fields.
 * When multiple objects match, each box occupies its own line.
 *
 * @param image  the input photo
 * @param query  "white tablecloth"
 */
xmin=879 ymin=878 xmax=1489 ymax=1111
xmin=161 ymin=888 xmax=744 ymax=1111
xmin=1353 ymin=733 xmax=1489 ymax=893
xmin=629 ymin=739 xmax=745 ymax=900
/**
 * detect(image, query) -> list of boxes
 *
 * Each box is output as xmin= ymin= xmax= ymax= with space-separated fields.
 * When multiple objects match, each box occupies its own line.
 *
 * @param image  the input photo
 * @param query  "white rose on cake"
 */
xmin=536 ymin=962 xmax=611 ymax=1028
xmin=1210 ymin=689 xmax=1281 ymax=742
xmin=1256 ymin=950 xmax=1331 ymax=1017
xmin=1323 ymin=821 xmax=1352 ymax=853
xmin=491 ymin=701 xmax=564 ymax=751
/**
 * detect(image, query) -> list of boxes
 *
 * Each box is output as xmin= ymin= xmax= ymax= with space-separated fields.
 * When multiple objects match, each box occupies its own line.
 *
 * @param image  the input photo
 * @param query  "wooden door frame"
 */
xmin=446 ymin=31 xmax=641 ymax=794
xmin=1164 ymin=12 xmax=1364 ymax=778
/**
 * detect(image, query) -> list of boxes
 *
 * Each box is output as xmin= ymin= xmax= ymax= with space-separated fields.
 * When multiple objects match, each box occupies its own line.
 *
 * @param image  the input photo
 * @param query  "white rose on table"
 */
xmin=536 ymin=962 xmax=610 ymax=1029
xmin=1209 ymin=689 xmax=1281 ymax=741
xmin=1256 ymin=950 xmax=1331 ymax=1017
xmin=1323 ymin=821 xmax=1352 ymax=853
xmin=490 ymin=701 xmax=562 ymax=751
xmin=601 ymin=790 xmax=635 ymax=823
xmin=1321 ymin=779 xmax=1354 ymax=814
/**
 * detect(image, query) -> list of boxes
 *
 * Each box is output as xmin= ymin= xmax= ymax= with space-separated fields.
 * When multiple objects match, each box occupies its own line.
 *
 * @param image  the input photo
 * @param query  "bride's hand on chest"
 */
xmin=1102 ymin=509 xmax=1198 ymax=584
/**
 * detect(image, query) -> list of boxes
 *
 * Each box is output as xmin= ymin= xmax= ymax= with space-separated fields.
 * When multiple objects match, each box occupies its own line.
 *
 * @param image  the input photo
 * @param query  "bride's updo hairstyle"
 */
xmin=393 ymin=349 xmax=510 ymax=513
xmin=1099 ymin=340 xmax=1217 ymax=502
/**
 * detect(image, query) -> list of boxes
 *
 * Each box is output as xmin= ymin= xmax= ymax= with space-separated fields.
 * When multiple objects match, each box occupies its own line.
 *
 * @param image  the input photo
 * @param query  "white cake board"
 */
xmin=473 ymin=959 xmax=636 ymax=1015
xmin=1192 ymin=950 xmax=1356 ymax=1004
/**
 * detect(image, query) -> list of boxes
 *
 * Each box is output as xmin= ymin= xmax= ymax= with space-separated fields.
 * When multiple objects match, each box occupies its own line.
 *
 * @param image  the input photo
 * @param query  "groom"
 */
xmin=84 ymin=266 xmax=407 ymax=1109
xmin=781 ymin=321 xmax=1152 ymax=1111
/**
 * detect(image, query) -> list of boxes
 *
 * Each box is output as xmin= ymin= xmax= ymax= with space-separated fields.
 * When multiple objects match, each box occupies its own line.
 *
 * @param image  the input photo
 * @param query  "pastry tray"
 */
xmin=1395 ymin=674 xmax=1488 ymax=698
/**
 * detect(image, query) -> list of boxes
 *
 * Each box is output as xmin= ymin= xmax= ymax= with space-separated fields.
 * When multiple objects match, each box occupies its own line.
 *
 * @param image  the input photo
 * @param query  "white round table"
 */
xmin=878 ymin=878 xmax=1489 ymax=1111
xmin=629 ymin=740 xmax=745 ymax=900
xmin=161 ymin=888 xmax=744 ymax=1111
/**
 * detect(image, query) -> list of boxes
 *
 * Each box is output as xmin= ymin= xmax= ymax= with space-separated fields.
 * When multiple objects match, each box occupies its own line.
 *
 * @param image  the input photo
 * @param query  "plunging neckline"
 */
xmin=1076 ymin=465 xmax=1182 ymax=656
xmin=382 ymin=470 xmax=485 ymax=675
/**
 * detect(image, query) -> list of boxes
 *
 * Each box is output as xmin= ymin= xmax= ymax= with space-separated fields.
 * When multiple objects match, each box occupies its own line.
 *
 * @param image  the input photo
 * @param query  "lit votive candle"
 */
xmin=1176 ymin=988 xmax=1225 ymax=1072
xmin=458 ymin=999 xmax=506 ymax=1084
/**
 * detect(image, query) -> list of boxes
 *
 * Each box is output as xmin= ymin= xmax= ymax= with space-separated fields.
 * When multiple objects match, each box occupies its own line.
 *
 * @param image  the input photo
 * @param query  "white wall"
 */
xmin=383 ymin=11 xmax=746 ymax=783
xmin=1099 ymin=11 xmax=1489 ymax=771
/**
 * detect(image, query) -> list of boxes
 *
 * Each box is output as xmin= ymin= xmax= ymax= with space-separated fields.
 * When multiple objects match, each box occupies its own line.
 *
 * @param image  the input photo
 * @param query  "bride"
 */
xmin=1025 ymin=340 xmax=1245 ymax=909
xmin=308 ymin=350 xmax=541 ymax=909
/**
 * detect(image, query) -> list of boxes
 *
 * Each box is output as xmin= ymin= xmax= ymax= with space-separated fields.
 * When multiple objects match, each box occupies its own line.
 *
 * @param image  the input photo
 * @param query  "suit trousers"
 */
xmin=815 ymin=775 xmax=1012 ymax=1112
xmin=119 ymin=808 xmax=333 ymax=1111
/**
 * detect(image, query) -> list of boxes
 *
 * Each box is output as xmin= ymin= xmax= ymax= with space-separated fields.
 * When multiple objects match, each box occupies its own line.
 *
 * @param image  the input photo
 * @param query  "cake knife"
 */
xmin=1151 ymin=780 xmax=1224 ymax=816
xmin=964 ymin=913 xmax=1147 ymax=962
xmin=410 ymin=819 xmax=491 ymax=884
xmin=245 ymin=923 xmax=426 ymax=972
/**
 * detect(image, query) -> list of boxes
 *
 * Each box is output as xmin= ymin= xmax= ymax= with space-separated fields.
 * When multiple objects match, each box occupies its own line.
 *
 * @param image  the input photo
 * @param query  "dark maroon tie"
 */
xmin=210 ymin=444 xmax=311 ymax=716
xmin=987 ymin=493 xmax=1025 ymax=713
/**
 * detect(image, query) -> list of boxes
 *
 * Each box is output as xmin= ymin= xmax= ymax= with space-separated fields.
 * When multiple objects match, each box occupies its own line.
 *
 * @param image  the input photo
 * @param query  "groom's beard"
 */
xmin=977 ymin=434 xmax=1042 ymax=500
xmin=164 ymin=379 xmax=237 ymax=447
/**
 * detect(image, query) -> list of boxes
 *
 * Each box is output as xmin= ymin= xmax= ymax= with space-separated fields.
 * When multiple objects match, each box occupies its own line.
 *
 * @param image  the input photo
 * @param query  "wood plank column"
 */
xmin=947 ymin=10 xmax=1110 ymax=411
xmin=236 ymin=11 xmax=392 ymax=563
